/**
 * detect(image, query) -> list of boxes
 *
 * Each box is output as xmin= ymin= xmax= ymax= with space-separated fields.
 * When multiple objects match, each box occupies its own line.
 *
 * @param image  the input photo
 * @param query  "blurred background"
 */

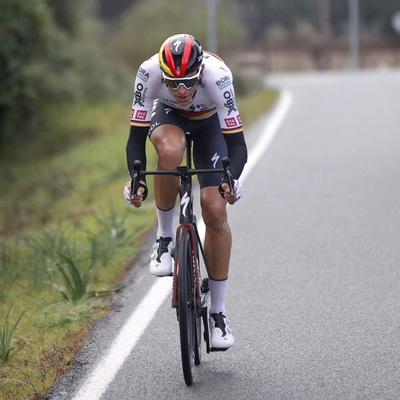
xmin=1 ymin=0 xmax=400 ymax=145
xmin=1 ymin=2 xmax=400 ymax=397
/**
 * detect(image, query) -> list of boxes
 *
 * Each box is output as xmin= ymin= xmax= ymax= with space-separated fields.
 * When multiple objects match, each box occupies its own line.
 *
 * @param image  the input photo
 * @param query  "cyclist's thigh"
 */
xmin=149 ymin=100 xmax=187 ymax=161
xmin=148 ymin=100 xmax=187 ymax=137
xmin=191 ymin=114 xmax=227 ymax=188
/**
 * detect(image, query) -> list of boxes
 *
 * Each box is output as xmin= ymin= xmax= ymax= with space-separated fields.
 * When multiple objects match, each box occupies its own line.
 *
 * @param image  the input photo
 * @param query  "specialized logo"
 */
xmin=223 ymin=90 xmax=237 ymax=115
xmin=165 ymin=107 xmax=174 ymax=115
xmin=173 ymin=39 xmax=182 ymax=52
xmin=211 ymin=153 xmax=220 ymax=169
xmin=181 ymin=192 xmax=190 ymax=218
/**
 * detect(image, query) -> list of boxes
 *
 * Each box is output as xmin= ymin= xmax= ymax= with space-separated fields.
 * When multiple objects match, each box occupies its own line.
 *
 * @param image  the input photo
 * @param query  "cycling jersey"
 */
xmin=127 ymin=51 xmax=247 ymax=181
xmin=130 ymin=52 xmax=243 ymax=134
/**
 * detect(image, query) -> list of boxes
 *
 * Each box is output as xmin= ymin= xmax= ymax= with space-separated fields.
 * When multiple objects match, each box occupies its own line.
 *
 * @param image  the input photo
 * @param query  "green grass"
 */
xmin=0 ymin=86 xmax=278 ymax=399
xmin=0 ymin=305 xmax=26 ymax=362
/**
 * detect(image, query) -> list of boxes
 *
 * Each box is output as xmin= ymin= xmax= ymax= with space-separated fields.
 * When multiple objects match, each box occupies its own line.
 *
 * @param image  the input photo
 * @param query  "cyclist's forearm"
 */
xmin=126 ymin=125 xmax=149 ymax=177
xmin=224 ymin=131 xmax=248 ymax=179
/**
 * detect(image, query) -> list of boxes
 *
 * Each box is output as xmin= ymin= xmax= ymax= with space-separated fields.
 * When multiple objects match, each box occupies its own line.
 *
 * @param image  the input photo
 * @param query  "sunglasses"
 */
xmin=163 ymin=69 xmax=202 ymax=90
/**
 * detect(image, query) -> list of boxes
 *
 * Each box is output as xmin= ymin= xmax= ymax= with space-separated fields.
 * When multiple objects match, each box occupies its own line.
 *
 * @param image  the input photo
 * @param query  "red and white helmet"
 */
xmin=159 ymin=34 xmax=203 ymax=77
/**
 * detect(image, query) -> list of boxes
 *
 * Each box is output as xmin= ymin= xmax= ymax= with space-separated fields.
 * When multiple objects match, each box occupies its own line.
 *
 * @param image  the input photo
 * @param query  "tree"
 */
xmin=0 ymin=0 xmax=51 ymax=141
xmin=102 ymin=0 xmax=247 ymax=70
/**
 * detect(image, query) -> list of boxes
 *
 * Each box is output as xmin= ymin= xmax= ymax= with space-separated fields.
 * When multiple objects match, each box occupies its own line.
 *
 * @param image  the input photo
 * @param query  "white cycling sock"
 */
xmin=156 ymin=206 xmax=175 ymax=240
xmin=209 ymin=278 xmax=228 ymax=316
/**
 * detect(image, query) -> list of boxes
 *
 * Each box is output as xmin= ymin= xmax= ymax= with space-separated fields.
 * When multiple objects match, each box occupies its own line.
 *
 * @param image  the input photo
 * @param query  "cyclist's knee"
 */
xmin=151 ymin=125 xmax=185 ymax=168
xmin=201 ymin=190 xmax=227 ymax=230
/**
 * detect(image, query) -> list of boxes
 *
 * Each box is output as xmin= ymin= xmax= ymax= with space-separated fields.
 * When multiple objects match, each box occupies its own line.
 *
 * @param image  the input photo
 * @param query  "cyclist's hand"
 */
xmin=219 ymin=179 xmax=243 ymax=204
xmin=124 ymin=181 xmax=147 ymax=207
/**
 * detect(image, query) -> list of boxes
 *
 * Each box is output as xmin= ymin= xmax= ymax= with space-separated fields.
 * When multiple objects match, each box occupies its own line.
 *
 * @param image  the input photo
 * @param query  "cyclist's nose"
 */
xmin=176 ymin=84 xmax=189 ymax=94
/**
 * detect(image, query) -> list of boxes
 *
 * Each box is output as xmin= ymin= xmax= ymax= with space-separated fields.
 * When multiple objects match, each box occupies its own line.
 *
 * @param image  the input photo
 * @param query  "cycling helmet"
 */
xmin=159 ymin=34 xmax=203 ymax=77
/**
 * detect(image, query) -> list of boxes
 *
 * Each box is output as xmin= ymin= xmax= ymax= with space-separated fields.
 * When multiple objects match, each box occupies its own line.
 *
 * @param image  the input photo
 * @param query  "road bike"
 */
xmin=130 ymin=135 xmax=234 ymax=386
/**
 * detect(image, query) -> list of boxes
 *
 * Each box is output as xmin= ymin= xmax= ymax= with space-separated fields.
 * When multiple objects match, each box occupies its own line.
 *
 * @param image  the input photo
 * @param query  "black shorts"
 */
xmin=148 ymin=100 xmax=228 ymax=188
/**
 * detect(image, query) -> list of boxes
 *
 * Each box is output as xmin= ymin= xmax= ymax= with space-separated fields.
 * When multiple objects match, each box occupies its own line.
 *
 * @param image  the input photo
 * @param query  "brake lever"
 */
xmin=130 ymin=161 xmax=148 ymax=201
xmin=222 ymin=157 xmax=234 ymax=197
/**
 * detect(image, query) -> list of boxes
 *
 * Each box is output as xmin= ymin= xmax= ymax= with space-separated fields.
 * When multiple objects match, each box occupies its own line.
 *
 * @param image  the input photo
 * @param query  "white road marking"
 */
xmin=241 ymin=89 xmax=293 ymax=181
xmin=72 ymin=89 xmax=293 ymax=400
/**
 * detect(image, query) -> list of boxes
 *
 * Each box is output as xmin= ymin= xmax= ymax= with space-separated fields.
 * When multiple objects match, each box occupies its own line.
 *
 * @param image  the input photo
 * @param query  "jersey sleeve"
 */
xmin=205 ymin=59 xmax=243 ymax=134
xmin=130 ymin=56 xmax=159 ymax=128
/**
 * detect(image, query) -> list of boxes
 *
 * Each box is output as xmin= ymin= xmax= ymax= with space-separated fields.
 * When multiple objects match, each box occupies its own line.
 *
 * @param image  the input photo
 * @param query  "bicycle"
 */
xmin=130 ymin=135 xmax=234 ymax=386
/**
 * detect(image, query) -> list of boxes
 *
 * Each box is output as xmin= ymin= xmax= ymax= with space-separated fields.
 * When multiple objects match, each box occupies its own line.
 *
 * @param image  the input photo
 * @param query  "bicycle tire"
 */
xmin=177 ymin=226 xmax=196 ymax=386
xmin=193 ymin=247 xmax=202 ymax=367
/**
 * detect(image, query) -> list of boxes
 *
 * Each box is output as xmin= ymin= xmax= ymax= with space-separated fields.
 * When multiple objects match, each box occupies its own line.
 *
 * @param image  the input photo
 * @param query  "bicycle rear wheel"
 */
xmin=176 ymin=226 xmax=196 ymax=386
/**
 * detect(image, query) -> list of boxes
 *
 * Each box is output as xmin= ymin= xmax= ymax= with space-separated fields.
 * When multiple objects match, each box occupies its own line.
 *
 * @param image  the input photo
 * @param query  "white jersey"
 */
xmin=130 ymin=52 xmax=243 ymax=134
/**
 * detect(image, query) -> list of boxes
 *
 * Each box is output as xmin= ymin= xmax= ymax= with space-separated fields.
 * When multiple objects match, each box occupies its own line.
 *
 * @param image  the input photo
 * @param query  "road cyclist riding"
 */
xmin=124 ymin=33 xmax=247 ymax=384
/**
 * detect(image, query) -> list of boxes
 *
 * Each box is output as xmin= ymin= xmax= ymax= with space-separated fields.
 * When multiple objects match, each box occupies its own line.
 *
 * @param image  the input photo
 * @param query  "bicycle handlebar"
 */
xmin=130 ymin=157 xmax=234 ymax=201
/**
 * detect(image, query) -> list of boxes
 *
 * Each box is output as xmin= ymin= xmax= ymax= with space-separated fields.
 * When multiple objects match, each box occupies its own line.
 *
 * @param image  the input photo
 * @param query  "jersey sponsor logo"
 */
xmin=237 ymin=114 xmax=242 ymax=125
xmin=137 ymin=67 xmax=150 ymax=82
xmin=224 ymin=117 xmax=237 ymax=127
xmin=134 ymin=83 xmax=145 ymax=107
xmin=135 ymin=110 xmax=147 ymax=120
xmin=216 ymin=76 xmax=231 ymax=90
xmin=130 ymin=108 xmax=135 ymax=119
xmin=223 ymin=90 xmax=237 ymax=115
xmin=148 ymin=121 xmax=160 ymax=135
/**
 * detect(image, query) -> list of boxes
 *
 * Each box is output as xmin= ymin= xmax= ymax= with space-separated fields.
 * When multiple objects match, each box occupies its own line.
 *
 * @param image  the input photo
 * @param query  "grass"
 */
xmin=0 ymin=86 xmax=278 ymax=399
xmin=0 ymin=305 xmax=26 ymax=362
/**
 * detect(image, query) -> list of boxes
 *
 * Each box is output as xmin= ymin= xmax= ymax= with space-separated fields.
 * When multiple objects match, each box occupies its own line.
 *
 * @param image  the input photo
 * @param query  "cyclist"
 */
xmin=124 ymin=34 xmax=247 ymax=350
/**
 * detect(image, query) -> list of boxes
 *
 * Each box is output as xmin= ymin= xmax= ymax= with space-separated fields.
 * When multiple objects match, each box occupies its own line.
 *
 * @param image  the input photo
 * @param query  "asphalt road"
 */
xmin=45 ymin=68 xmax=400 ymax=400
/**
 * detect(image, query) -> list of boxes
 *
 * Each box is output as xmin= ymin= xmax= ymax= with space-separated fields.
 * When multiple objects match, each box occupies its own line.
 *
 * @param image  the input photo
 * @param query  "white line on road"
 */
xmin=72 ymin=89 xmax=293 ymax=400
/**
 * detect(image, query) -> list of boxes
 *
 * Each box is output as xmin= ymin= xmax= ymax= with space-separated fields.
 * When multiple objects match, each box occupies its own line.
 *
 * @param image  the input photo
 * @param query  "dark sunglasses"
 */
xmin=163 ymin=70 xmax=202 ymax=90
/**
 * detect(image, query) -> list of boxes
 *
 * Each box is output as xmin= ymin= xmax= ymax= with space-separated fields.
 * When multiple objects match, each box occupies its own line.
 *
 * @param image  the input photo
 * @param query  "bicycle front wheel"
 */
xmin=176 ymin=226 xmax=196 ymax=386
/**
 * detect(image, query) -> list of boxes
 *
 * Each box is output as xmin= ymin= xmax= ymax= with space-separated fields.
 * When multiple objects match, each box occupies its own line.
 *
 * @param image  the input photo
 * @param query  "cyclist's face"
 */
xmin=166 ymin=69 xmax=202 ymax=106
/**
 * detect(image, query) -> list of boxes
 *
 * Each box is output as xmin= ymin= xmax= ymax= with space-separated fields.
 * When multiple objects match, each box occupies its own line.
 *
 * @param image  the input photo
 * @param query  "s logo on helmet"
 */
xmin=173 ymin=39 xmax=182 ymax=52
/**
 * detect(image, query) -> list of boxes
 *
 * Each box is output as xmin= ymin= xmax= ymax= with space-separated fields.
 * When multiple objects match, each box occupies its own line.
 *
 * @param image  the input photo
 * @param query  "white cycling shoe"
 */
xmin=210 ymin=312 xmax=235 ymax=350
xmin=149 ymin=237 xmax=174 ymax=277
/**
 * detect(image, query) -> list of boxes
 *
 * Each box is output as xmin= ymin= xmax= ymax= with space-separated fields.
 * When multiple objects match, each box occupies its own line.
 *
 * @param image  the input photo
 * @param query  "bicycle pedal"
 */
xmin=211 ymin=347 xmax=229 ymax=352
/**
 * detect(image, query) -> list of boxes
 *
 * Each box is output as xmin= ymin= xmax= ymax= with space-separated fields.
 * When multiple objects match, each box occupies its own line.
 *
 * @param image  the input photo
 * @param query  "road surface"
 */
xmin=45 ymin=68 xmax=400 ymax=400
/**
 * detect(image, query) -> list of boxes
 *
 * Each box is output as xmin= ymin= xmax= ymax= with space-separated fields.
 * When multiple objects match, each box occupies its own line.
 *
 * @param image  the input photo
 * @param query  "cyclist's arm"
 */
xmin=126 ymin=125 xmax=148 ymax=177
xmin=204 ymin=60 xmax=247 ymax=178
xmin=126 ymin=54 xmax=160 ymax=177
xmin=223 ymin=131 xmax=247 ymax=179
